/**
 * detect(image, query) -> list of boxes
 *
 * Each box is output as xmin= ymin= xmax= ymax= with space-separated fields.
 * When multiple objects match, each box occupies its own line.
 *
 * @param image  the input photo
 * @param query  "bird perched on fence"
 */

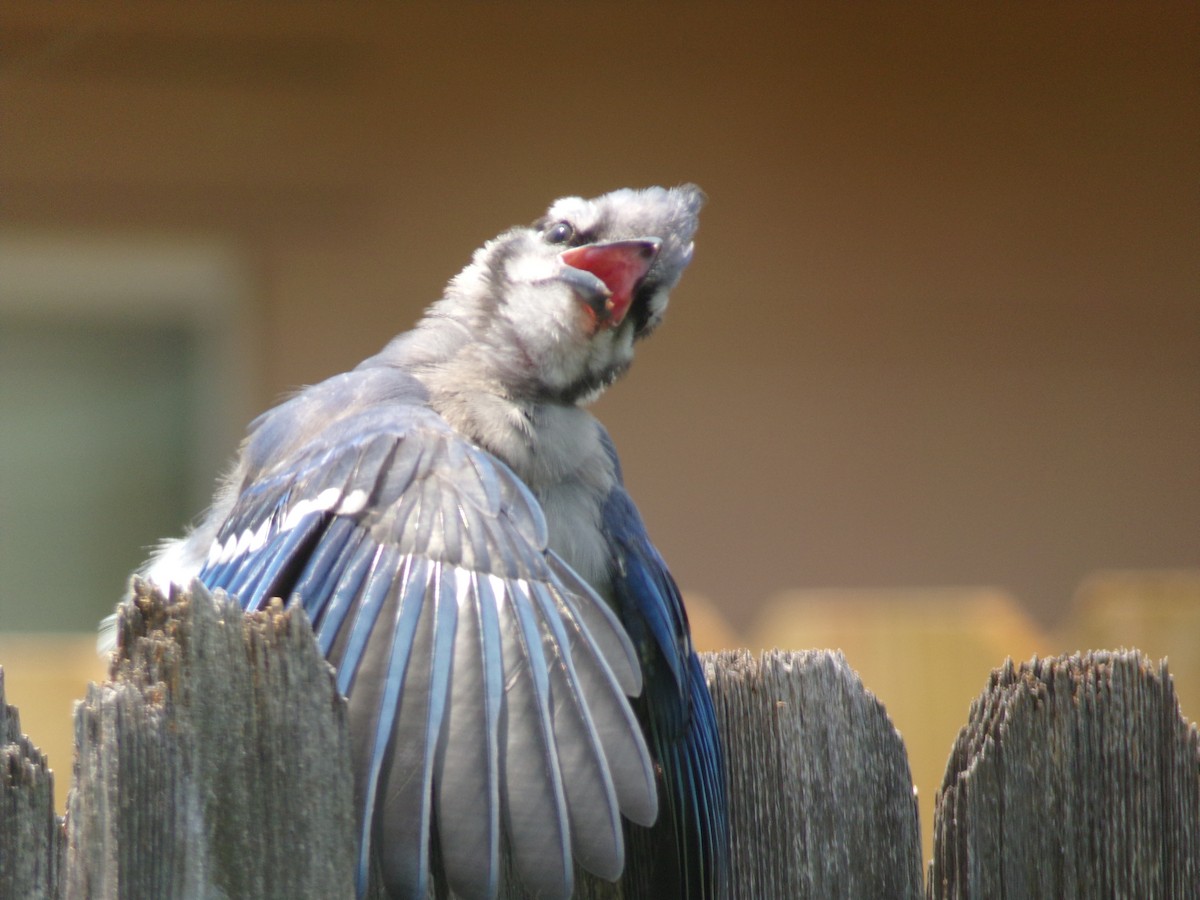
xmin=131 ymin=184 xmax=728 ymax=899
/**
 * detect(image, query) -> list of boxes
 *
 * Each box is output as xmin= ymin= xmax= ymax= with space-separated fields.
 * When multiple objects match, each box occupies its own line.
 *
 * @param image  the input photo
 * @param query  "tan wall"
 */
xmin=4 ymin=2 xmax=1198 ymax=630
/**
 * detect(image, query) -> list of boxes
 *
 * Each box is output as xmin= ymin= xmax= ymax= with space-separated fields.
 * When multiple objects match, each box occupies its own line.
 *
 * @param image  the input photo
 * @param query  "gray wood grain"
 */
xmin=10 ymin=589 xmax=1197 ymax=899
xmin=929 ymin=650 xmax=1200 ymax=898
xmin=1 ymin=668 xmax=62 ymax=900
xmin=708 ymin=649 xmax=923 ymax=899
xmin=63 ymin=580 xmax=356 ymax=900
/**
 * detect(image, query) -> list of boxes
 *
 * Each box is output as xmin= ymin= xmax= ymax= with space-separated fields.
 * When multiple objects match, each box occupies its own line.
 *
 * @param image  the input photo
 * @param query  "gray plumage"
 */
xmin=132 ymin=184 xmax=724 ymax=899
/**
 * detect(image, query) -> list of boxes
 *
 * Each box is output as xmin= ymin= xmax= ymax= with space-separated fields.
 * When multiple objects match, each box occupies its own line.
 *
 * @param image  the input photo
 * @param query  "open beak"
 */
xmin=560 ymin=238 xmax=661 ymax=327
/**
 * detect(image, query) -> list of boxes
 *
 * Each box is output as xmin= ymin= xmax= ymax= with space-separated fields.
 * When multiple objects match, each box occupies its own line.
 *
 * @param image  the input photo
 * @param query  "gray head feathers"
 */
xmin=380 ymin=185 xmax=704 ymax=408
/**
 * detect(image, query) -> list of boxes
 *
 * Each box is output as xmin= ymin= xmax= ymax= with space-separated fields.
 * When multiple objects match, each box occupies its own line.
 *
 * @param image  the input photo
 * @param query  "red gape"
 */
xmin=561 ymin=239 xmax=659 ymax=326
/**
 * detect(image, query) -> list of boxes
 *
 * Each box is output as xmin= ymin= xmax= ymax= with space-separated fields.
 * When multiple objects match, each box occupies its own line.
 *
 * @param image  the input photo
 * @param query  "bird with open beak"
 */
xmin=131 ymin=184 xmax=728 ymax=899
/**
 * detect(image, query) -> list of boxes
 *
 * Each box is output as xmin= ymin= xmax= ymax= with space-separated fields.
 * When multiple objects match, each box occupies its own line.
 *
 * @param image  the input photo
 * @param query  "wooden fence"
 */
xmin=2 ymin=583 xmax=1197 ymax=898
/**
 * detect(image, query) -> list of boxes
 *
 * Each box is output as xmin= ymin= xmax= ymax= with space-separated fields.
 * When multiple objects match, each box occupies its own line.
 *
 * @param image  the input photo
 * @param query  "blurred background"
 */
xmin=2 ymin=1 xmax=1197 ymax=867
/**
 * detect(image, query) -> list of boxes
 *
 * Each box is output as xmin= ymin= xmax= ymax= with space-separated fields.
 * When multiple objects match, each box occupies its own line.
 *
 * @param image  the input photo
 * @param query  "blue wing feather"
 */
xmin=290 ymin=513 xmax=360 ymax=619
xmin=363 ymin=557 xmax=430 ymax=895
xmin=330 ymin=544 xmax=399 ymax=689
xmin=499 ymin=577 xmax=572 ymax=896
xmin=329 ymin=544 xmax=397 ymax=692
xmin=601 ymin=476 xmax=730 ymax=899
xmin=244 ymin=511 xmax=329 ymax=610
xmin=314 ymin=535 xmax=379 ymax=657
xmin=434 ymin=570 xmax=503 ymax=898
xmin=184 ymin=375 xmax=654 ymax=900
xmin=529 ymin=580 xmax=625 ymax=879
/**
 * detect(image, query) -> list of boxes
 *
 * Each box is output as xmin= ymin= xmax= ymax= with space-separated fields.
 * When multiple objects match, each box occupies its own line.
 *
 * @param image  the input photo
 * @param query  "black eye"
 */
xmin=544 ymin=221 xmax=575 ymax=245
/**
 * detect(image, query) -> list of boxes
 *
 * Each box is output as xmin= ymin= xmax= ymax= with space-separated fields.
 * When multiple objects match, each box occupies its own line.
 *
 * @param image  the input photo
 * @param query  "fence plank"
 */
xmin=2 ymin=595 xmax=927 ymax=899
xmin=929 ymin=650 xmax=1200 ymax=898
xmin=708 ymin=649 xmax=924 ymax=899
xmin=64 ymin=580 xmax=357 ymax=900
xmin=0 ymin=668 xmax=62 ymax=900
xmin=15 ymin=590 xmax=1196 ymax=898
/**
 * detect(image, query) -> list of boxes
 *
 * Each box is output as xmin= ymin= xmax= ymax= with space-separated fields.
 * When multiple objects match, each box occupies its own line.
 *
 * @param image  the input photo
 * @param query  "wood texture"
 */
xmin=929 ymin=650 xmax=1200 ymax=898
xmin=63 ymin=580 xmax=356 ymax=900
xmin=708 ymin=649 xmax=924 ymax=899
xmin=0 ymin=668 xmax=62 ymax=900
xmin=5 ymin=587 xmax=1198 ymax=899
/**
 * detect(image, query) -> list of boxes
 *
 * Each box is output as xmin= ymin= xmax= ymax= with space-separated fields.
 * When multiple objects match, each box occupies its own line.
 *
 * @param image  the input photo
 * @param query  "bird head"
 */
xmin=438 ymin=184 xmax=705 ymax=405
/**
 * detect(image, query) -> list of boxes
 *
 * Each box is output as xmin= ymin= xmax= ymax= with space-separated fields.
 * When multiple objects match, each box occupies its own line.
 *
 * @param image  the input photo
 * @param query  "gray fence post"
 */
xmin=64 ymin=580 xmax=357 ymax=900
xmin=0 ymin=668 xmax=62 ymax=899
xmin=708 ymin=649 xmax=924 ymax=899
xmin=929 ymin=650 xmax=1200 ymax=898
xmin=6 ymin=589 xmax=1199 ymax=899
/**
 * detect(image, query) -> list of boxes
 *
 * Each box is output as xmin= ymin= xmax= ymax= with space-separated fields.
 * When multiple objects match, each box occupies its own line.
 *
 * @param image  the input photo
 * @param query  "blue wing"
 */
xmin=195 ymin=376 xmax=657 ymax=900
xmin=600 ymin=450 xmax=730 ymax=899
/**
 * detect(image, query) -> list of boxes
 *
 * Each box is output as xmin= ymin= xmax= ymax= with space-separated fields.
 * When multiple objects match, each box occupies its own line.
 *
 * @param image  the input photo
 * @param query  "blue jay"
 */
xmin=134 ymin=185 xmax=728 ymax=899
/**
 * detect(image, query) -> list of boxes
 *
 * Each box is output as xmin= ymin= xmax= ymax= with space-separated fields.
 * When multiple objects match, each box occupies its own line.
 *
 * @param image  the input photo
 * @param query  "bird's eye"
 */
xmin=544 ymin=221 xmax=575 ymax=245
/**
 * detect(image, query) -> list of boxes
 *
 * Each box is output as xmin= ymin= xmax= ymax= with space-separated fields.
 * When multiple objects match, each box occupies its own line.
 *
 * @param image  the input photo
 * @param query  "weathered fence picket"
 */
xmin=2 ymin=583 xmax=1198 ymax=898
xmin=64 ymin=584 xmax=356 ymax=899
xmin=929 ymin=651 xmax=1200 ymax=898
xmin=0 ymin=669 xmax=61 ymax=898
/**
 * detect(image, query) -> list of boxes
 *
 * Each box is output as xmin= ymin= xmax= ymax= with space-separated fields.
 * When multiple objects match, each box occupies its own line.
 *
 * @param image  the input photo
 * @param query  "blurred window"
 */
xmin=0 ymin=236 xmax=248 ymax=631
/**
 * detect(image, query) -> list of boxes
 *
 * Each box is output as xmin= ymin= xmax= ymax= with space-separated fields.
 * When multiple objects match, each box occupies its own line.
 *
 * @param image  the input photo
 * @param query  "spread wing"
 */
xmin=198 ymin=401 xmax=657 ymax=899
